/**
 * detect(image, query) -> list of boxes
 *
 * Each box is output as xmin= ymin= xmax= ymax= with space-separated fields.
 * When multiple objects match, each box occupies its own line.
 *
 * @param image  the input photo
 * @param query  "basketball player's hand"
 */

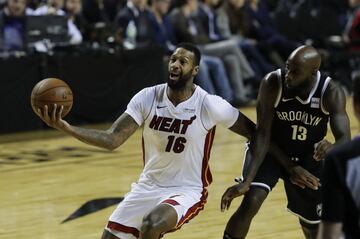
xmin=36 ymin=104 xmax=70 ymax=131
xmin=313 ymin=139 xmax=332 ymax=161
xmin=289 ymin=166 xmax=321 ymax=190
xmin=221 ymin=182 xmax=250 ymax=212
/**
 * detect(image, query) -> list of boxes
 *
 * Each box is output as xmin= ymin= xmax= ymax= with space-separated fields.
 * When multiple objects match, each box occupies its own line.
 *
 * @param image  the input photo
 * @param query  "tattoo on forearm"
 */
xmin=69 ymin=114 xmax=139 ymax=150
xmin=110 ymin=114 xmax=139 ymax=145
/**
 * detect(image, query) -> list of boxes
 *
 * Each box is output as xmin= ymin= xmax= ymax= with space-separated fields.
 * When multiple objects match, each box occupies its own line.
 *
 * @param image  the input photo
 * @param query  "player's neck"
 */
xmin=167 ymin=84 xmax=196 ymax=107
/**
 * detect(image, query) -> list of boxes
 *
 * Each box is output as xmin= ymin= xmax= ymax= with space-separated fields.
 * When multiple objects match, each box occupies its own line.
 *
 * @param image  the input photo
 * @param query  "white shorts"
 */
xmin=105 ymin=181 xmax=208 ymax=239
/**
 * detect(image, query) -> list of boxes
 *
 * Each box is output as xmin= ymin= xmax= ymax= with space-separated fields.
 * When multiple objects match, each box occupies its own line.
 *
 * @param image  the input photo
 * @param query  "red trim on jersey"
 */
xmin=165 ymin=188 xmax=208 ymax=234
xmin=201 ymin=127 xmax=216 ymax=187
xmin=107 ymin=221 xmax=140 ymax=238
xmin=161 ymin=128 xmax=214 ymax=235
xmin=162 ymin=199 xmax=180 ymax=206
xmin=142 ymin=136 xmax=145 ymax=167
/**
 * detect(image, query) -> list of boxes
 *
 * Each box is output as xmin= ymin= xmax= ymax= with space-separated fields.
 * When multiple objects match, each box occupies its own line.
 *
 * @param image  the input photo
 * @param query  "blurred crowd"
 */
xmin=1 ymin=0 xmax=360 ymax=106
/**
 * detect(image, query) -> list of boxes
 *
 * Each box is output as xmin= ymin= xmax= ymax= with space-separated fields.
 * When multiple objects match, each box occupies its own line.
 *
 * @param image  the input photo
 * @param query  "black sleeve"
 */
xmin=321 ymin=154 xmax=346 ymax=222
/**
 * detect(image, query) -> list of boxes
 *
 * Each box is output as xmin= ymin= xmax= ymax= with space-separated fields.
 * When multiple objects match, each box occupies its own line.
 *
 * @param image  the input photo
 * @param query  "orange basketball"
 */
xmin=31 ymin=78 xmax=73 ymax=117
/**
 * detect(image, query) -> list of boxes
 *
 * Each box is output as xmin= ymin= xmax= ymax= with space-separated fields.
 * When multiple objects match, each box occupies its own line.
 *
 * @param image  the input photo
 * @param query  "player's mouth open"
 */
xmin=170 ymin=72 xmax=180 ymax=80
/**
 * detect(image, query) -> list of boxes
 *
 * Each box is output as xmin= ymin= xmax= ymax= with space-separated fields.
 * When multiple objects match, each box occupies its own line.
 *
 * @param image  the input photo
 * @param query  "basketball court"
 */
xmin=0 ymin=100 xmax=358 ymax=239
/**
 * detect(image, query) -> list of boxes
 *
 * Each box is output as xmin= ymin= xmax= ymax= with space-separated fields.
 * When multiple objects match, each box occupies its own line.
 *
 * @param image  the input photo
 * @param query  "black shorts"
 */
xmin=242 ymin=149 xmax=323 ymax=224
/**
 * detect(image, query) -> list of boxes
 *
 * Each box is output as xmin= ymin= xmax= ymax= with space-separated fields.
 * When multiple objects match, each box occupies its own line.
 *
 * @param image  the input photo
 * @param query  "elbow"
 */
xmin=106 ymin=144 xmax=118 ymax=151
xmin=106 ymin=139 xmax=121 ymax=151
xmin=104 ymin=132 xmax=120 ymax=151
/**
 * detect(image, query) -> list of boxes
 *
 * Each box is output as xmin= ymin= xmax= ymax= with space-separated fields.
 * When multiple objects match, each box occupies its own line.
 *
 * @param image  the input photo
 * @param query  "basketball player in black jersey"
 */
xmin=317 ymin=76 xmax=360 ymax=239
xmin=220 ymin=45 xmax=351 ymax=239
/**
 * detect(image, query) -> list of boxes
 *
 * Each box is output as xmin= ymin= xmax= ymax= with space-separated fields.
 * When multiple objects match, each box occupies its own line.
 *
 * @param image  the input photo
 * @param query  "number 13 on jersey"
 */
xmin=291 ymin=125 xmax=307 ymax=141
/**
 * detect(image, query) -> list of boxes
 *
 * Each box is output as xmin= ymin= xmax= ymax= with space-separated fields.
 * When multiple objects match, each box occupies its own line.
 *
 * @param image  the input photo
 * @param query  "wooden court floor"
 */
xmin=0 ymin=100 xmax=358 ymax=239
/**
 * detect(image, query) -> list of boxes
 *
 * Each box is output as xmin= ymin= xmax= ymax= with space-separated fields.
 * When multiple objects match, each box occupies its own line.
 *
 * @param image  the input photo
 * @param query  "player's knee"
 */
xmin=140 ymin=213 xmax=166 ymax=235
xmin=241 ymin=188 xmax=268 ymax=216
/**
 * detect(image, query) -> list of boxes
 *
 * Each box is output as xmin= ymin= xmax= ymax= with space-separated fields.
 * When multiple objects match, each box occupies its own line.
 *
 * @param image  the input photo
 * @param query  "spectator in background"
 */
xmin=0 ymin=0 xmax=33 ymax=51
xmin=147 ymin=0 xmax=176 ymax=53
xmin=244 ymin=0 xmax=300 ymax=62
xmin=64 ymin=0 xmax=92 ymax=42
xmin=81 ymin=0 xmax=119 ymax=43
xmin=216 ymin=0 xmax=273 ymax=80
xmin=114 ymin=0 xmax=151 ymax=49
xmin=34 ymin=0 xmax=83 ymax=44
xmin=344 ymin=0 xmax=360 ymax=51
xmin=197 ymin=55 xmax=236 ymax=105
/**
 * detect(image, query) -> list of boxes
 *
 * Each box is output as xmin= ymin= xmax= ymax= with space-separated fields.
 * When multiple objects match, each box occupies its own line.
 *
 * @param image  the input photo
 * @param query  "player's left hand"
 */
xmin=289 ymin=166 xmax=321 ymax=190
xmin=221 ymin=182 xmax=250 ymax=212
xmin=313 ymin=139 xmax=332 ymax=161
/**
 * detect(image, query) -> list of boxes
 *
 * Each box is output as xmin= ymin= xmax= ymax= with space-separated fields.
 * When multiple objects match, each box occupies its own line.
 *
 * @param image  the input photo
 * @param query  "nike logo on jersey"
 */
xmin=156 ymin=105 xmax=167 ymax=109
xmin=281 ymin=97 xmax=294 ymax=102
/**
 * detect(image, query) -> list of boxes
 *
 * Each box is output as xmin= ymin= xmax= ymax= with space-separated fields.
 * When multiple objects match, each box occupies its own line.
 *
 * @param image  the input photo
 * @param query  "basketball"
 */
xmin=31 ymin=78 xmax=73 ymax=117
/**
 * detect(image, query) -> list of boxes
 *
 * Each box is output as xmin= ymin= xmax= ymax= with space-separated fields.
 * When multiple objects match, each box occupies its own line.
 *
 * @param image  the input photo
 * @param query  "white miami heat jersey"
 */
xmin=125 ymin=84 xmax=239 ymax=189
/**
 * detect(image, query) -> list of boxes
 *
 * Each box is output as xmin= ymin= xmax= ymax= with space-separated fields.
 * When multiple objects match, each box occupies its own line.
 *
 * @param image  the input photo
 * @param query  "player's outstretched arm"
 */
xmin=313 ymin=81 xmax=351 ymax=160
xmin=37 ymin=104 xmax=139 ymax=150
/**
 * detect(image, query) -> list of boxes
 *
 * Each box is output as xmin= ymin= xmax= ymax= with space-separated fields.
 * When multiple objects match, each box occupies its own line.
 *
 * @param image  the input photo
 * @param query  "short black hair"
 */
xmin=175 ymin=42 xmax=201 ymax=66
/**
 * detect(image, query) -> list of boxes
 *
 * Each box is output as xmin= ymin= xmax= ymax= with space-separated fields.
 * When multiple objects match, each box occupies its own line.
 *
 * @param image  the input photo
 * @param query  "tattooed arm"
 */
xmin=36 ymin=104 xmax=139 ymax=150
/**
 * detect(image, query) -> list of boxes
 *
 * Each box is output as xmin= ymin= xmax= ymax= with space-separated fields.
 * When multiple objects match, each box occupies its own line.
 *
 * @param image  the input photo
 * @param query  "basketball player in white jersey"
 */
xmin=36 ymin=43 xmax=319 ymax=239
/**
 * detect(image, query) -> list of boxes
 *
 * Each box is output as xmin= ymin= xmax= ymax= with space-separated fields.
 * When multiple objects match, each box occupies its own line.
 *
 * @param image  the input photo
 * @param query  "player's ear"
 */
xmin=311 ymin=69 xmax=317 ymax=76
xmin=192 ymin=65 xmax=199 ymax=77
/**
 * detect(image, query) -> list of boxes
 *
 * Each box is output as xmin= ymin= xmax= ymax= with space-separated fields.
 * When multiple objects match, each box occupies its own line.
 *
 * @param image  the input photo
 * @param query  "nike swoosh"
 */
xmin=281 ymin=98 xmax=294 ymax=102
xmin=156 ymin=105 xmax=167 ymax=109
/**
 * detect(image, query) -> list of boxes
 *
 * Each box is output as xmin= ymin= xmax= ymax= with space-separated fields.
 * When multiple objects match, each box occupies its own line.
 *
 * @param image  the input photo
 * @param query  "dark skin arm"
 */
xmin=36 ymin=104 xmax=139 ymax=150
xmin=313 ymin=80 xmax=350 ymax=160
xmin=240 ymin=72 xmax=279 ymax=183
xmin=221 ymin=72 xmax=321 ymax=211
xmin=220 ymin=73 xmax=279 ymax=211
xmin=229 ymin=109 xmax=320 ymax=190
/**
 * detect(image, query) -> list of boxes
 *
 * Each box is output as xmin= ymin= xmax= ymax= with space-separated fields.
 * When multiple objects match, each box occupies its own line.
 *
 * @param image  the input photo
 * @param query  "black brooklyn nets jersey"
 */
xmin=272 ymin=69 xmax=330 ymax=161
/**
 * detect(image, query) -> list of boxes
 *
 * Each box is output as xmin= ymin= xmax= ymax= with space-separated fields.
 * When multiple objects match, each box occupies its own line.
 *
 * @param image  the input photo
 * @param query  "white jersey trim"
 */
xmin=274 ymin=69 xmax=282 ymax=108
xmin=287 ymin=208 xmax=321 ymax=224
xmin=250 ymin=182 xmax=271 ymax=192
xmin=200 ymin=94 xmax=211 ymax=132
xmin=320 ymin=77 xmax=331 ymax=115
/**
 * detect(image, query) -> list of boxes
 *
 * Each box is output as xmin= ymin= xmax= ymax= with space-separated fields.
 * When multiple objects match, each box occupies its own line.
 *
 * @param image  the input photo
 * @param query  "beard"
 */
xmin=286 ymin=79 xmax=312 ymax=96
xmin=167 ymin=70 xmax=193 ymax=90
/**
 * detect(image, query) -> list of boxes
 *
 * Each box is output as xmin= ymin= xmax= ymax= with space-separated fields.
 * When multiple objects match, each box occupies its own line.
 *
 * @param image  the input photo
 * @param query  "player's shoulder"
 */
xmin=323 ymin=77 xmax=342 ymax=93
xmin=322 ymin=77 xmax=346 ymax=106
xmin=203 ymin=93 xmax=229 ymax=107
xmin=262 ymin=69 xmax=282 ymax=88
xmin=138 ymin=84 xmax=165 ymax=95
xmin=131 ymin=84 xmax=164 ymax=103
